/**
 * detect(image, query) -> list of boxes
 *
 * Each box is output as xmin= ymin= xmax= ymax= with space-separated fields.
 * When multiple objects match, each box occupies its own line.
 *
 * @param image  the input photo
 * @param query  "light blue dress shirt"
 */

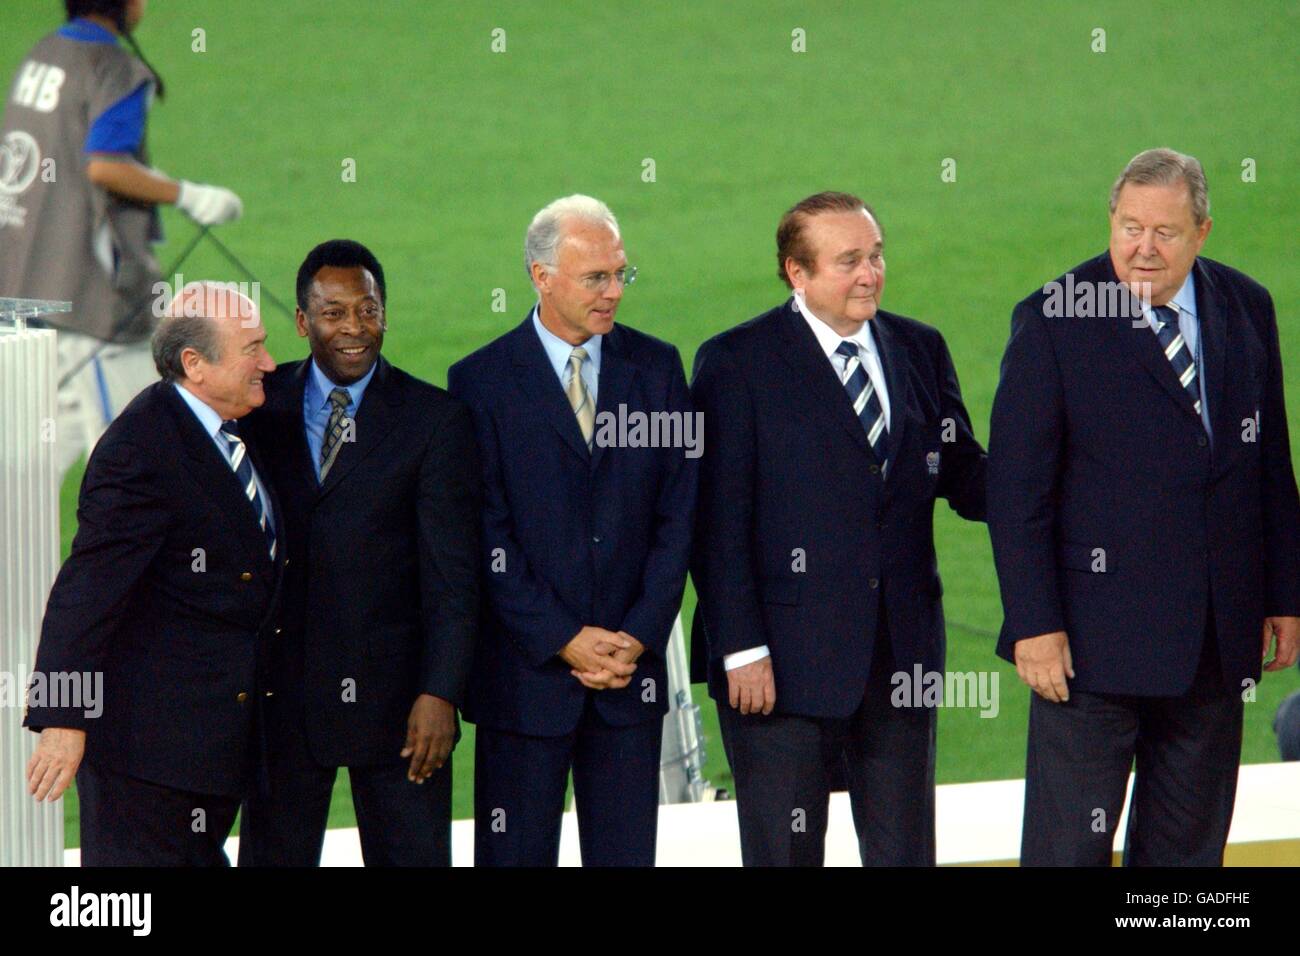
xmin=172 ymin=382 xmax=274 ymax=531
xmin=1143 ymin=271 xmax=1211 ymax=439
xmin=303 ymin=358 xmax=377 ymax=482
xmin=532 ymin=305 xmax=601 ymax=402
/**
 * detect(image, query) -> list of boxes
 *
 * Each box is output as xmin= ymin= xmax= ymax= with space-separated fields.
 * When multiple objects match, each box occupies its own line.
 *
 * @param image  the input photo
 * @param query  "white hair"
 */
xmin=524 ymin=194 xmax=620 ymax=283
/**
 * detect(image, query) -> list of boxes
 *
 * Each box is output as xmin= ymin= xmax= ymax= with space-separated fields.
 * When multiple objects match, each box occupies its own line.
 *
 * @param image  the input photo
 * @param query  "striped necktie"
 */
xmin=218 ymin=420 xmax=277 ymax=561
xmin=835 ymin=340 xmax=889 ymax=466
xmin=319 ymin=386 xmax=352 ymax=480
xmin=567 ymin=347 xmax=595 ymax=449
xmin=1152 ymin=305 xmax=1202 ymax=416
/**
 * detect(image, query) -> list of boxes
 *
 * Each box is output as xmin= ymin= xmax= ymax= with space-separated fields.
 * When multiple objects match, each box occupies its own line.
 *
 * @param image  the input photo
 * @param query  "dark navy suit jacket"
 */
xmin=447 ymin=315 xmax=697 ymax=737
xmin=988 ymin=253 xmax=1300 ymax=696
xmin=26 ymin=381 xmax=285 ymax=797
xmin=244 ymin=356 xmax=481 ymax=768
xmin=690 ymin=299 xmax=987 ymax=718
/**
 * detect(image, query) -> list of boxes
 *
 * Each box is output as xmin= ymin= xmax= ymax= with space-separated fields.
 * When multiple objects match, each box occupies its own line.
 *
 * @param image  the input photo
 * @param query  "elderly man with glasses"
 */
xmin=448 ymin=194 xmax=697 ymax=866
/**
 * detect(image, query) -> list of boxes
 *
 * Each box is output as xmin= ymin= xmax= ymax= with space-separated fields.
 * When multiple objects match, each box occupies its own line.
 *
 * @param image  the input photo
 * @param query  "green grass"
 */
xmin=7 ymin=0 xmax=1298 ymax=849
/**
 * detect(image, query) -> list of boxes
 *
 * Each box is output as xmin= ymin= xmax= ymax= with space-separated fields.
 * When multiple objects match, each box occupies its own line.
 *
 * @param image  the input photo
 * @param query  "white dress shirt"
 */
xmin=532 ymin=304 xmax=601 ymax=401
xmin=723 ymin=293 xmax=893 ymax=672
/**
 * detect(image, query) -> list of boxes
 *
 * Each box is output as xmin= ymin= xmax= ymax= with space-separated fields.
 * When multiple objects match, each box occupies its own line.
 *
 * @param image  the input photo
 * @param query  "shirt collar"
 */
xmin=307 ymin=356 xmax=377 ymax=411
xmin=173 ymin=382 xmax=226 ymax=440
xmin=793 ymin=291 xmax=878 ymax=359
xmin=531 ymin=304 xmax=602 ymax=376
xmin=58 ymin=18 xmax=119 ymax=45
xmin=1166 ymin=270 xmax=1198 ymax=320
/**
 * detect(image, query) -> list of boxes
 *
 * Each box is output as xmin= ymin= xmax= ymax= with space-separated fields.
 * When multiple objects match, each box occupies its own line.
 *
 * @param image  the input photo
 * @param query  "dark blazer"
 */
xmin=244 ymin=356 xmax=481 ymax=767
xmin=447 ymin=315 xmax=697 ymax=737
xmin=690 ymin=299 xmax=986 ymax=718
xmin=988 ymin=253 xmax=1300 ymax=696
xmin=25 ymin=381 xmax=285 ymax=797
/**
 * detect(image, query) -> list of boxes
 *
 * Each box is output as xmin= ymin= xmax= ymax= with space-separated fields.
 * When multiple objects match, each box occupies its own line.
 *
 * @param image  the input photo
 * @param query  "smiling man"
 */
xmin=690 ymin=191 xmax=986 ymax=866
xmin=24 ymin=281 xmax=282 ymax=866
xmin=448 ymin=195 xmax=696 ymax=866
xmin=237 ymin=240 xmax=480 ymax=867
xmin=988 ymin=148 xmax=1300 ymax=865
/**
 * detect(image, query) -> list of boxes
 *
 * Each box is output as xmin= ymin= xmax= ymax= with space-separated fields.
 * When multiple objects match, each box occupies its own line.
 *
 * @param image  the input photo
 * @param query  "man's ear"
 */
xmin=295 ymin=308 xmax=310 ymax=338
xmin=784 ymin=257 xmax=805 ymax=292
xmin=180 ymin=345 xmax=205 ymax=383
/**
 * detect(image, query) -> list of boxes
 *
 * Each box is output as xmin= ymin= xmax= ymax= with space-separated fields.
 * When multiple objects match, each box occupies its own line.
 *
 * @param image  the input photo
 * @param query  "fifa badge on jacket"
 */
xmin=926 ymin=451 xmax=940 ymax=475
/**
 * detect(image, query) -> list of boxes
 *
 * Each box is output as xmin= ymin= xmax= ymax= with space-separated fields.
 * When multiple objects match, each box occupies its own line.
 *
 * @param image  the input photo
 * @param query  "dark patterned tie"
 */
xmin=1152 ymin=305 xmax=1202 ymax=416
xmin=218 ymin=420 xmax=277 ymax=560
xmin=835 ymin=340 xmax=889 ymax=466
xmin=319 ymin=387 xmax=351 ymax=480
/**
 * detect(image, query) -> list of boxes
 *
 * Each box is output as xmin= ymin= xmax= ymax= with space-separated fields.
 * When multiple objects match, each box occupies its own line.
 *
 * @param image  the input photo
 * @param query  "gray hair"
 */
xmin=524 ymin=194 xmax=620 ymax=283
xmin=152 ymin=314 xmax=222 ymax=383
xmin=1109 ymin=148 xmax=1210 ymax=224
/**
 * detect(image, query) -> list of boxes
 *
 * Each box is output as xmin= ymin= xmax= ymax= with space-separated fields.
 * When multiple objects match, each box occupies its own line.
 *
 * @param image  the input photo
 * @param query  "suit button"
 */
xmin=236 ymin=692 xmax=249 ymax=703
xmin=264 ymin=690 xmax=274 ymax=698
xmin=1197 ymin=435 xmax=1208 ymax=447
xmin=592 ymin=535 xmax=602 ymax=544
xmin=274 ymin=627 xmax=282 ymax=635
xmin=869 ymin=578 xmax=879 ymax=589
xmin=869 ymin=464 xmax=881 ymax=475
xmin=239 ymin=572 xmax=252 ymax=582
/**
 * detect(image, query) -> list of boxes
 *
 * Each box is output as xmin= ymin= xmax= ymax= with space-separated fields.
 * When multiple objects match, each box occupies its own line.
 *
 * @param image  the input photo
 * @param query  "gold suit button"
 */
xmin=239 ymin=572 xmax=252 ymax=582
xmin=236 ymin=692 xmax=249 ymax=703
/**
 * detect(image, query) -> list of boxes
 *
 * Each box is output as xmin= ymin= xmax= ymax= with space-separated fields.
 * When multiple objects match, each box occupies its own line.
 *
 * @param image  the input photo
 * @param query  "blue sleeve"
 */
xmin=84 ymin=82 xmax=148 ymax=155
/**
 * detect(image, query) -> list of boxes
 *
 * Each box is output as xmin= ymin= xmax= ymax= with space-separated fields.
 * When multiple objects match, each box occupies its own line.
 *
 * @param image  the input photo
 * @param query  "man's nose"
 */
xmin=1138 ymin=230 xmax=1159 ymax=259
xmin=259 ymin=348 xmax=277 ymax=372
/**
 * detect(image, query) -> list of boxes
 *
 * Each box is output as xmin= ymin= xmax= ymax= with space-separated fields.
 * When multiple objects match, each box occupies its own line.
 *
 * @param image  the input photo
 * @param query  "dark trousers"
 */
xmin=718 ymin=634 xmax=937 ymax=867
xmin=474 ymin=696 xmax=663 ymax=867
xmin=77 ymin=761 xmax=241 ymax=867
xmin=238 ymin=746 xmax=451 ymax=867
xmin=1021 ymin=627 xmax=1244 ymax=866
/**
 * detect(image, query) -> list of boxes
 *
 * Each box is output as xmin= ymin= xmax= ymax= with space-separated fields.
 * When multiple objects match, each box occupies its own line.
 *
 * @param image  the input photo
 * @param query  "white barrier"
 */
xmin=0 ymin=301 xmax=65 ymax=867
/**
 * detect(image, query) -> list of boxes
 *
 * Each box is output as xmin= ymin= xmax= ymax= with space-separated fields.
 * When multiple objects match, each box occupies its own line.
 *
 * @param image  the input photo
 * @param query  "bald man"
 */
xmin=24 ymin=281 xmax=285 ymax=866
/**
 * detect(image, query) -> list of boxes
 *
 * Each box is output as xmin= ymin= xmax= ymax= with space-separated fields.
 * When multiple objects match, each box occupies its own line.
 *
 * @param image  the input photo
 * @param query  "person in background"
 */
xmin=0 ymin=0 xmax=243 ymax=480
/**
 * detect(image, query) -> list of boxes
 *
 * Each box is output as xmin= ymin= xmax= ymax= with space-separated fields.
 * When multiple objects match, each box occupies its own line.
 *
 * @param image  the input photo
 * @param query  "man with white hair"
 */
xmin=24 ymin=281 xmax=284 ymax=866
xmin=448 ymin=195 xmax=696 ymax=866
xmin=989 ymin=148 xmax=1300 ymax=865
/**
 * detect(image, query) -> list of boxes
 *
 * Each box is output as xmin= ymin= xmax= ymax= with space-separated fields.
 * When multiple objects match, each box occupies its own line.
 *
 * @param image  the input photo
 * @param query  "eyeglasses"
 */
xmin=570 ymin=266 xmax=638 ymax=292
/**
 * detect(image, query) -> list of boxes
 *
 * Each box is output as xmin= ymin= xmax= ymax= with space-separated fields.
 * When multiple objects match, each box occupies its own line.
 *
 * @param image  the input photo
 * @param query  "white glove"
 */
xmin=176 ymin=180 xmax=243 ymax=226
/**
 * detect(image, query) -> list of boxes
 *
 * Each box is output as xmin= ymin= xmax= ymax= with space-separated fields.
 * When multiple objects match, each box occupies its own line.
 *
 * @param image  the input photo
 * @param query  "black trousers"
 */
xmin=718 ymin=630 xmax=938 ymax=867
xmin=1020 ymin=625 xmax=1244 ymax=867
xmin=77 ymin=761 xmax=241 ymax=867
xmin=238 ymin=746 xmax=451 ymax=867
xmin=473 ymin=695 xmax=663 ymax=867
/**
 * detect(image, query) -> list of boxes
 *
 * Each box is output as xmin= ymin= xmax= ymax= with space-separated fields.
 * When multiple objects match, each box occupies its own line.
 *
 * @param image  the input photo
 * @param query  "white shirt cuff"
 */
xmin=723 ymin=646 xmax=771 ymax=670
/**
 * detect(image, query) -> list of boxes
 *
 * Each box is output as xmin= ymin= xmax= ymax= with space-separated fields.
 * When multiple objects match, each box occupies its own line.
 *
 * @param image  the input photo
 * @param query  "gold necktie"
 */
xmin=566 ymin=347 xmax=595 ymax=449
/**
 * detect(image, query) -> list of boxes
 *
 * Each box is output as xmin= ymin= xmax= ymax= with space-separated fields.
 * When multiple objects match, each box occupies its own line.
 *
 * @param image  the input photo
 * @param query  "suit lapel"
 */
xmin=1193 ymin=259 xmax=1229 ymax=444
xmin=590 ymin=325 xmax=638 ymax=472
xmin=869 ymin=314 xmax=911 ymax=486
xmin=163 ymin=383 xmax=272 ymax=566
xmin=281 ymin=360 xmax=319 ymax=493
xmin=317 ymin=355 xmax=402 ymax=499
xmin=509 ymin=315 xmax=591 ymax=463
xmin=773 ymin=301 xmax=873 ymax=458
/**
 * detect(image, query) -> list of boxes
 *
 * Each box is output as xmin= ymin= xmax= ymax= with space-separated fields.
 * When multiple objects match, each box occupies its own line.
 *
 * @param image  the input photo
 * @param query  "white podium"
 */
xmin=0 ymin=299 xmax=66 ymax=866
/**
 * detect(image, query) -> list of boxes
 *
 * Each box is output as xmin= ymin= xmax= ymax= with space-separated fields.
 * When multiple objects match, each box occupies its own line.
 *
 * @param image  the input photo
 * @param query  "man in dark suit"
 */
xmin=237 ymin=240 xmax=480 ymax=867
xmin=448 ymin=195 xmax=696 ymax=866
xmin=691 ymin=191 xmax=986 ymax=866
xmin=988 ymin=148 xmax=1300 ymax=866
xmin=24 ymin=281 xmax=283 ymax=866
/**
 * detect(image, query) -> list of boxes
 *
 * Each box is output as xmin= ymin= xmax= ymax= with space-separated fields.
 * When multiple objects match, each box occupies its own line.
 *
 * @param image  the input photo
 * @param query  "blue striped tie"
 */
xmin=219 ymin=420 xmax=277 ymax=561
xmin=835 ymin=340 xmax=889 ymax=466
xmin=1152 ymin=305 xmax=1202 ymax=416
